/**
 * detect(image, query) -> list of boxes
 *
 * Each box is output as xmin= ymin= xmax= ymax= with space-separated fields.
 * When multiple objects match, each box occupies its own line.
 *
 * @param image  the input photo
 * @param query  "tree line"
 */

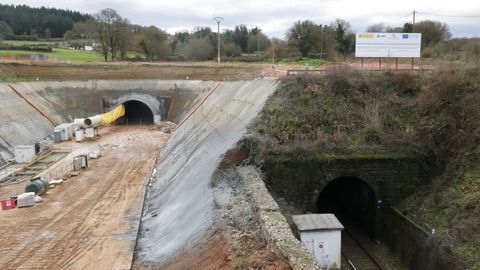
xmin=62 ymin=9 xmax=272 ymax=61
xmin=0 ymin=5 xmax=478 ymax=62
xmin=81 ymin=9 xmax=474 ymax=62
xmin=0 ymin=4 xmax=90 ymax=39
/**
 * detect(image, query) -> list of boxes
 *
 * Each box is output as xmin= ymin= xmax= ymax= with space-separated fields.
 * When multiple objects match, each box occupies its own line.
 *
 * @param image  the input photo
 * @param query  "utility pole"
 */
xmin=272 ymin=39 xmax=275 ymax=68
xmin=411 ymin=10 xmax=416 ymax=70
xmin=213 ymin=17 xmax=224 ymax=63
xmin=412 ymin=10 xmax=416 ymax=32
xmin=257 ymin=32 xmax=260 ymax=56
xmin=320 ymin=25 xmax=323 ymax=60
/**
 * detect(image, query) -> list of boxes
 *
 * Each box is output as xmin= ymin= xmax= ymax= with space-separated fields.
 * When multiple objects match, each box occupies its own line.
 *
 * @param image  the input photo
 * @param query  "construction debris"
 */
xmin=17 ymin=192 xmax=35 ymax=208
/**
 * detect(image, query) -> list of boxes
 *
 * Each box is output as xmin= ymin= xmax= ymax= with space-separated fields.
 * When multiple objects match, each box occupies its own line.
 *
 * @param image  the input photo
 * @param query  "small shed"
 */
xmin=15 ymin=144 xmax=36 ymax=163
xmin=293 ymin=214 xmax=344 ymax=270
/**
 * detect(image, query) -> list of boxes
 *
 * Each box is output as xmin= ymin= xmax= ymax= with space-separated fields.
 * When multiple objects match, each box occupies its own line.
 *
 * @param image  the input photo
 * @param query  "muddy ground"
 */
xmin=0 ymin=126 xmax=169 ymax=270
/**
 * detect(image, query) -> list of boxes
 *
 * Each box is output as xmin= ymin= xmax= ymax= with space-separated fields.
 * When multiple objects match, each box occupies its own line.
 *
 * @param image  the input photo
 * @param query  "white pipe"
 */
xmin=74 ymin=118 xmax=87 ymax=129
xmin=84 ymin=115 xmax=102 ymax=127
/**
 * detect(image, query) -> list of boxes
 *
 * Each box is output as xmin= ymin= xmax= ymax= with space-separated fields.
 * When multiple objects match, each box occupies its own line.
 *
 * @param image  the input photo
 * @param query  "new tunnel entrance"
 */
xmin=317 ymin=177 xmax=377 ymax=238
xmin=120 ymin=100 xmax=154 ymax=125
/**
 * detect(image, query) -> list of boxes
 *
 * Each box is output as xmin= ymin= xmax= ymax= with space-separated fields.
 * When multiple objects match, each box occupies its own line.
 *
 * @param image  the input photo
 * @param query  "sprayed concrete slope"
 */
xmin=138 ymin=78 xmax=278 ymax=263
xmin=0 ymin=80 xmax=214 ymax=164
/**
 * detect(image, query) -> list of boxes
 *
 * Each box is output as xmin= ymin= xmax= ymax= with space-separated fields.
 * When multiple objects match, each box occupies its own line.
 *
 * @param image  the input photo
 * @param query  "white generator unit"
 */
xmin=15 ymin=144 xmax=36 ymax=163
xmin=85 ymin=127 xmax=98 ymax=140
xmin=75 ymin=130 xmax=85 ymax=142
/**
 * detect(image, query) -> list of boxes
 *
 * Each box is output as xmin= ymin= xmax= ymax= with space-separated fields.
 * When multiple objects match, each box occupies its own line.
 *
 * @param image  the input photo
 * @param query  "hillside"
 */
xmin=247 ymin=67 xmax=480 ymax=269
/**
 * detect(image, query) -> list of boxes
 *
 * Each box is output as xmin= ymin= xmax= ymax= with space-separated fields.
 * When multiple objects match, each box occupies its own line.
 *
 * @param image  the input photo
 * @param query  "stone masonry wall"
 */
xmin=237 ymin=166 xmax=321 ymax=270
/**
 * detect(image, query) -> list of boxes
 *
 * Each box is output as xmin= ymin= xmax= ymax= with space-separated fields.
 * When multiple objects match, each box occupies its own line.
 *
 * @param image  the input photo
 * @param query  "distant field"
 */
xmin=264 ymin=58 xmax=328 ymax=67
xmin=0 ymin=48 xmax=103 ymax=62
xmin=1 ymin=40 xmax=59 ymax=46
xmin=0 ymin=61 xmax=267 ymax=82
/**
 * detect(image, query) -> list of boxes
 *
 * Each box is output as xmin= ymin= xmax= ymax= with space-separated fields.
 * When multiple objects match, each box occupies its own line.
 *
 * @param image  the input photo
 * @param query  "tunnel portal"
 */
xmin=317 ymin=177 xmax=377 ymax=238
xmin=120 ymin=100 xmax=154 ymax=125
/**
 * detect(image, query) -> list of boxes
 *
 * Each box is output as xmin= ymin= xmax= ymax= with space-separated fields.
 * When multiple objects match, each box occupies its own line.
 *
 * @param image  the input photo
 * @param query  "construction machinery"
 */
xmin=54 ymin=104 xmax=125 ymax=142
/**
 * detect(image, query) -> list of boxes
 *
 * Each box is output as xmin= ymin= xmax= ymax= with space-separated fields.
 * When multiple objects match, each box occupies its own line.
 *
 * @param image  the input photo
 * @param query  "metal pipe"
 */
xmin=84 ymin=115 xmax=102 ymax=127
xmin=74 ymin=118 xmax=87 ymax=129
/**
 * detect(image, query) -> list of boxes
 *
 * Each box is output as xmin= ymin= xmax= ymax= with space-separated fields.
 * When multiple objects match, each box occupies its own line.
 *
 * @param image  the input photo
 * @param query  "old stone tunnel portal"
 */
xmin=263 ymin=153 xmax=435 ymax=241
xmin=317 ymin=176 xmax=378 ymax=238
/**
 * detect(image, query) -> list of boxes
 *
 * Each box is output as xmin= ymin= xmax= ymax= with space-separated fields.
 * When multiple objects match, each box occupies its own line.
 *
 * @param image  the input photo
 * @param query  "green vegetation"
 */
xmin=248 ymin=67 xmax=480 ymax=268
xmin=0 ymin=4 xmax=476 ymax=63
xmin=1 ymin=40 xmax=58 ymax=46
xmin=0 ymin=48 xmax=102 ymax=62
xmin=0 ymin=4 xmax=90 ymax=38
xmin=265 ymin=57 xmax=328 ymax=66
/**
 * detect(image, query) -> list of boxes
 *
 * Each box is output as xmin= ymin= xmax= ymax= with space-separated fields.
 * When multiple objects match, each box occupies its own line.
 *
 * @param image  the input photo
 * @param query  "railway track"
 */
xmin=341 ymin=229 xmax=383 ymax=270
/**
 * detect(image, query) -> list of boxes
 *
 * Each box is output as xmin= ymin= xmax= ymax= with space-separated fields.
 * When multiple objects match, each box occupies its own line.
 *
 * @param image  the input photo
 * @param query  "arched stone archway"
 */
xmin=317 ymin=176 xmax=378 ymax=238
xmin=113 ymin=93 xmax=162 ymax=125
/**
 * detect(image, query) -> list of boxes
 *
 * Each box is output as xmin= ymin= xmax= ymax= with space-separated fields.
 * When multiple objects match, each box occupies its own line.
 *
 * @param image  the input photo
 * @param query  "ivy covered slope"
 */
xmin=248 ymin=67 xmax=480 ymax=269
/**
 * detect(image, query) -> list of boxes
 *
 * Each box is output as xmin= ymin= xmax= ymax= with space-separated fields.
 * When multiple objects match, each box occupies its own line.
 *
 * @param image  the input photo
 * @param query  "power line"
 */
xmin=416 ymin=12 xmax=480 ymax=18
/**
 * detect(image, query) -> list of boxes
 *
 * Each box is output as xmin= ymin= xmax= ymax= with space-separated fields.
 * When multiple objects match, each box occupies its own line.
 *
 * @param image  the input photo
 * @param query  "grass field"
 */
xmin=0 ymin=48 xmax=103 ymax=62
xmin=263 ymin=57 xmax=328 ymax=67
xmin=0 ymin=61 xmax=267 ymax=82
xmin=1 ymin=40 xmax=59 ymax=46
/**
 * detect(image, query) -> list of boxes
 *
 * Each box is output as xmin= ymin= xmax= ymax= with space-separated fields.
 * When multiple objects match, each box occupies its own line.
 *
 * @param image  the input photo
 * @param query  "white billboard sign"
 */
xmin=355 ymin=33 xmax=422 ymax=58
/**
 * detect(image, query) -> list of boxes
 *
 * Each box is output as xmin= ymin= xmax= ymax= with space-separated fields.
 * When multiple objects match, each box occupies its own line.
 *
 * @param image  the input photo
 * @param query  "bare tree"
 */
xmin=181 ymin=37 xmax=215 ymax=60
xmin=135 ymin=26 xmax=170 ymax=61
xmin=93 ymin=9 xmax=131 ymax=61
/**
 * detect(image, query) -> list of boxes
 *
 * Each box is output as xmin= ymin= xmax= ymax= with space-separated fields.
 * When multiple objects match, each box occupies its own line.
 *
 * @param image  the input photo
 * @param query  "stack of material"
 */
xmin=17 ymin=192 xmax=35 ymax=208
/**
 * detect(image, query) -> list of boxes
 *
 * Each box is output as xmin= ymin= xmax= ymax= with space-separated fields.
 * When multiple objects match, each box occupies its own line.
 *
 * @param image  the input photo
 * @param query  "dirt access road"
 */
xmin=0 ymin=126 xmax=169 ymax=270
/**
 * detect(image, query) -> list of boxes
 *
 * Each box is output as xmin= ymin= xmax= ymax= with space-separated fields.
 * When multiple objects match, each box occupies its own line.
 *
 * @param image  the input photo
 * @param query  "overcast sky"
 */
xmin=3 ymin=0 xmax=480 ymax=38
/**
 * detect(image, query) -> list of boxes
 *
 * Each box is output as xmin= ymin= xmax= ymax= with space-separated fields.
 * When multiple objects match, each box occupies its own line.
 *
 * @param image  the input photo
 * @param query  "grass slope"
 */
xmin=248 ymin=67 xmax=480 ymax=269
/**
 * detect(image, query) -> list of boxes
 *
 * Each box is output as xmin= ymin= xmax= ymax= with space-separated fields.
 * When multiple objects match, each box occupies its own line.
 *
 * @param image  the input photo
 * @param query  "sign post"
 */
xmin=355 ymin=33 xmax=421 ymax=70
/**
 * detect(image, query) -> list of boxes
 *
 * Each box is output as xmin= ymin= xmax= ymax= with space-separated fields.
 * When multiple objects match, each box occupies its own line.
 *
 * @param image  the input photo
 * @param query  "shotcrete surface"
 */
xmin=0 ymin=80 xmax=212 ymax=164
xmin=137 ymin=78 xmax=278 ymax=264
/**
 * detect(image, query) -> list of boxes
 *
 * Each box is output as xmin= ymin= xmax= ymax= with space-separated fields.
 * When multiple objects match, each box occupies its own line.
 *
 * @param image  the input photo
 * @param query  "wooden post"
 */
xmin=361 ymin=58 xmax=364 ymax=69
xmin=379 ymin=57 xmax=382 ymax=70
xmin=411 ymin=57 xmax=414 ymax=70
xmin=395 ymin=58 xmax=398 ymax=70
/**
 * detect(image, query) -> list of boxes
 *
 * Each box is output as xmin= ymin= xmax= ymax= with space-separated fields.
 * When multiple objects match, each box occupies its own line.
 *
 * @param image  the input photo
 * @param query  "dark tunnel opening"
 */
xmin=317 ymin=177 xmax=377 ymax=238
xmin=119 ymin=100 xmax=154 ymax=125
